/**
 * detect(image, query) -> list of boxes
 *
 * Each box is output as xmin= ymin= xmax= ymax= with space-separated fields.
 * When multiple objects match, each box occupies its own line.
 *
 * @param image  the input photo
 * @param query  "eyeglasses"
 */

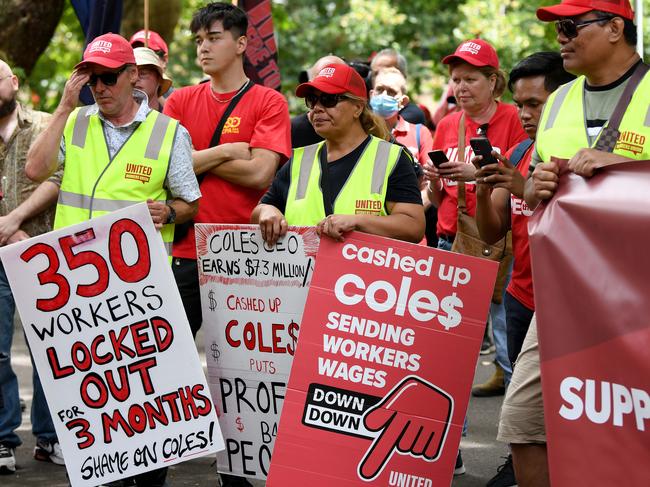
xmin=87 ymin=66 xmax=128 ymax=87
xmin=304 ymin=93 xmax=350 ymax=109
xmin=555 ymin=17 xmax=613 ymax=39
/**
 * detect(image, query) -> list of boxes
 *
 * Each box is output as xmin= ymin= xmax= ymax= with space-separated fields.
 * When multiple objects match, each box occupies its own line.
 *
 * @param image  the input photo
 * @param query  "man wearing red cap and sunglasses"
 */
xmin=509 ymin=2 xmax=649 ymax=486
xmin=26 ymin=33 xmax=200 ymax=265
xmin=26 ymin=30 xmax=200 ymax=487
xmin=526 ymin=0 xmax=648 ymax=204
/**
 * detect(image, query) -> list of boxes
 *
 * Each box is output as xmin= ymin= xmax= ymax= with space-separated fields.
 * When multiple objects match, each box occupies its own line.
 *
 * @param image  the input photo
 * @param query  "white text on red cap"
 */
xmin=318 ymin=67 xmax=336 ymax=78
xmin=459 ymin=42 xmax=481 ymax=56
xmin=89 ymin=41 xmax=113 ymax=54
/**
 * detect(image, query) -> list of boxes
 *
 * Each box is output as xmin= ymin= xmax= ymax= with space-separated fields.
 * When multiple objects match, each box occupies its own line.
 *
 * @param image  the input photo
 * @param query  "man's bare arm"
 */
xmin=192 ymin=142 xmax=252 ymax=175
xmin=209 ymin=148 xmax=281 ymax=190
xmin=147 ymin=198 xmax=199 ymax=230
xmin=0 ymin=181 xmax=59 ymax=245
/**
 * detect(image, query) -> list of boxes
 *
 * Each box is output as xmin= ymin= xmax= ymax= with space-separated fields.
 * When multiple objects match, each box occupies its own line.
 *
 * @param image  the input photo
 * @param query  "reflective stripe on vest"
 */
xmin=284 ymin=136 xmax=401 ymax=226
xmin=538 ymin=73 xmax=650 ymax=162
xmin=56 ymin=107 xmax=177 ymax=257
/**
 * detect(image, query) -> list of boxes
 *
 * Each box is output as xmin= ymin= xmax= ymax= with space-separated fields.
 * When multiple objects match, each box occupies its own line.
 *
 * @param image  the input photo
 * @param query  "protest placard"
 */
xmin=0 ymin=203 xmax=223 ymax=487
xmin=267 ymin=231 xmax=498 ymax=486
xmin=195 ymin=224 xmax=319 ymax=480
xmin=529 ymin=161 xmax=650 ymax=486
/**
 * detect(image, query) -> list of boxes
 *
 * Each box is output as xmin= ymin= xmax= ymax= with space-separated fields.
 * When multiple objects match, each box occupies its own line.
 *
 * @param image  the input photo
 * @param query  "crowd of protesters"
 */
xmin=1 ymin=1 xmax=647 ymax=486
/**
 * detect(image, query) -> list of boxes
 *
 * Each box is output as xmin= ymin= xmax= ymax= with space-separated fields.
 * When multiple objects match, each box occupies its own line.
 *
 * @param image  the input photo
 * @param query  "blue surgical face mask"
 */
xmin=370 ymin=94 xmax=400 ymax=118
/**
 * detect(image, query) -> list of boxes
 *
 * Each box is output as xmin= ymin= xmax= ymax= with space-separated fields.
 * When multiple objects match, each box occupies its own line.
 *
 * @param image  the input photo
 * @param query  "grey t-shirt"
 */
xmin=530 ymin=73 xmax=633 ymax=170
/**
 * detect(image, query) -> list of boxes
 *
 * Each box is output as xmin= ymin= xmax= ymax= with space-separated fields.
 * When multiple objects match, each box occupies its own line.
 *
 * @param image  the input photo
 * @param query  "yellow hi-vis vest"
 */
xmin=55 ymin=106 xmax=178 ymax=256
xmin=284 ymin=136 xmax=402 ymax=226
xmin=537 ymin=72 xmax=650 ymax=162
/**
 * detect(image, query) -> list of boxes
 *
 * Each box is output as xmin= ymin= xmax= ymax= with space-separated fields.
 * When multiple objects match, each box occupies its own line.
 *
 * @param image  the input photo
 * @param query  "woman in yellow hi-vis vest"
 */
xmin=251 ymin=63 xmax=424 ymax=246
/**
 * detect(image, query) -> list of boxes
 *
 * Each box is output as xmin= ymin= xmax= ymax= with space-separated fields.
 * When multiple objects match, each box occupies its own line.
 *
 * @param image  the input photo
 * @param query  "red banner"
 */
xmin=529 ymin=160 xmax=650 ymax=486
xmin=239 ymin=0 xmax=281 ymax=90
xmin=267 ymin=232 xmax=497 ymax=485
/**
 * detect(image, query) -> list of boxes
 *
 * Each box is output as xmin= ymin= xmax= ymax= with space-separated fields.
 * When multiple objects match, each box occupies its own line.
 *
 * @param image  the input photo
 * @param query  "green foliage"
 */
xmin=25 ymin=1 xmax=84 ymax=111
xmin=164 ymin=0 xmax=209 ymax=89
xmin=21 ymin=0 xmax=650 ymax=114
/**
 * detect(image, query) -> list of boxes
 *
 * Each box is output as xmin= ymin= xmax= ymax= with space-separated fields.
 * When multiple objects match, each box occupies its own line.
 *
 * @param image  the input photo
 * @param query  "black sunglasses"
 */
xmin=305 ymin=93 xmax=350 ymax=109
xmin=87 ymin=66 xmax=128 ymax=87
xmin=555 ymin=16 xmax=612 ymax=39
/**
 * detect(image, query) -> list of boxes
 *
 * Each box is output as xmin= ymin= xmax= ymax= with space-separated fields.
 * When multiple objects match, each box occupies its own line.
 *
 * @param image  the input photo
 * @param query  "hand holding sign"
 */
xmin=357 ymin=376 xmax=453 ymax=480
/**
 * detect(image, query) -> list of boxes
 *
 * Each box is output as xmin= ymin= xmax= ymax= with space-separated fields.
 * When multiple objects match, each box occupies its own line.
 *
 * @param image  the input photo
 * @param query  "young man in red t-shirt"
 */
xmin=164 ymin=3 xmax=291 ymax=342
xmin=474 ymin=51 xmax=574 ymax=487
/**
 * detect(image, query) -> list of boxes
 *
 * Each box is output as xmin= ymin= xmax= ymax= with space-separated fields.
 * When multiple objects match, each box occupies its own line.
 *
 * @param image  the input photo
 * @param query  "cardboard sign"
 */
xmin=0 ymin=204 xmax=223 ymax=487
xmin=195 ymin=224 xmax=319 ymax=479
xmin=267 ymin=232 xmax=498 ymax=485
xmin=529 ymin=161 xmax=650 ymax=486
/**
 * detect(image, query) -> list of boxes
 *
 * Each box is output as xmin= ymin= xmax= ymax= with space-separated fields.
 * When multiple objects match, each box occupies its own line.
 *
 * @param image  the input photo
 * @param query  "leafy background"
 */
xmin=9 ymin=0 xmax=650 ymax=114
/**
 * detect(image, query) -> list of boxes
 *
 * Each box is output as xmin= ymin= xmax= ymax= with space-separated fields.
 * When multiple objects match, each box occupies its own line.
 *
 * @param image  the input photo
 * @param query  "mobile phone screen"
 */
xmin=469 ymin=137 xmax=498 ymax=166
xmin=428 ymin=150 xmax=449 ymax=168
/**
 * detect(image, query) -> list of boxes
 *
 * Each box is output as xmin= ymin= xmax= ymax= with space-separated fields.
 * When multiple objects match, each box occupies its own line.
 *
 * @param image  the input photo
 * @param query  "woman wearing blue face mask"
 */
xmin=370 ymin=67 xmax=434 ymax=169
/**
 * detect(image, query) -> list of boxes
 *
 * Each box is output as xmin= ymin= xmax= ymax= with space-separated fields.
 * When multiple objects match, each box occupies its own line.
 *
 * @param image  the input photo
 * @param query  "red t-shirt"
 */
xmin=432 ymin=103 xmax=527 ymax=236
xmin=164 ymin=82 xmax=291 ymax=259
xmin=506 ymin=144 xmax=535 ymax=311
xmin=392 ymin=117 xmax=434 ymax=166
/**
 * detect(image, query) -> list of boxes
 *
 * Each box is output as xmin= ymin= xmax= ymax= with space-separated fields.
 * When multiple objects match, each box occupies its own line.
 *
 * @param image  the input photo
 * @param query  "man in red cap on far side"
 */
xmin=130 ymin=29 xmax=169 ymax=68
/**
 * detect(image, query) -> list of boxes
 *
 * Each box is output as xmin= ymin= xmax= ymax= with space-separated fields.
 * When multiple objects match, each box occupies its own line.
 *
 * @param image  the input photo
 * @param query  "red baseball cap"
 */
xmin=75 ymin=33 xmax=135 ymax=69
xmin=295 ymin=63 xmax=368 ymax=100
xmin=537 ymin=0 xmax=634 ymax=21
xmin=442 ymin=39 xmax=500 ymax=70
xmin=129 ymin=29 xmax=169 ymax=55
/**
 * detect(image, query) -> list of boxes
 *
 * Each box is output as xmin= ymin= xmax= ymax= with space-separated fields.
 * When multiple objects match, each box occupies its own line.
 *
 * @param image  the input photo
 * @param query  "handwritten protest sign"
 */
xmin=267 ymin=232 xmax=498 ymax=486
xmin=196 ymin=224 xmax=319 ymax=479
xmin=0 ymin=204 xmax=222 ymax=487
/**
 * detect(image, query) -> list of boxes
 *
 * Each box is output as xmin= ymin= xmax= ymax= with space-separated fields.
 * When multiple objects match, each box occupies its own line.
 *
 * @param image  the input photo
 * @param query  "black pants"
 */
xmin=172 ymin=258 xmax=251 ymax=487
xmin=104 ymin=468 xmax=168 ymax=487
xmin=172 ymin=258 xmax=203 ymax=338
xmin=504 ymin=291 xmax=535 ymax=366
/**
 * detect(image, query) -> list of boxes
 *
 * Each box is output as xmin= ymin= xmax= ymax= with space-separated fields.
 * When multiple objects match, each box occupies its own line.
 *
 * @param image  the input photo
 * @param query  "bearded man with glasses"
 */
xmin=26 ymin=33 xmax=200 ymax=270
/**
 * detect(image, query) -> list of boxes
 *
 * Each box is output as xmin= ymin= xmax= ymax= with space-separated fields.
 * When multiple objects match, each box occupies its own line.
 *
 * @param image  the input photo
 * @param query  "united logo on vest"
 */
xmin=125 ymin=163 xmax=153 ymax=183
xmin=223 ymin=116 xmax=241 ymax=134
xmin=616 ymin=131 xmax=646 ymax=156
xmin=355 ymin=199 xmax=382 ymax=215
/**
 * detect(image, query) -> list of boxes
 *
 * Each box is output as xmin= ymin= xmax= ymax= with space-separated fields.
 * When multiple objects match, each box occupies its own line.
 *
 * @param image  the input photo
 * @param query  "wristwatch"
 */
xmin=165 ymin=204 xmax=176 ymax=224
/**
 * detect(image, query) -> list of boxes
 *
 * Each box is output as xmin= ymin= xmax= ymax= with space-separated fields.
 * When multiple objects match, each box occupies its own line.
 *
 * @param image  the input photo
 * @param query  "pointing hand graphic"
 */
xmin=358 ymin=376 xmax=454 ymax=480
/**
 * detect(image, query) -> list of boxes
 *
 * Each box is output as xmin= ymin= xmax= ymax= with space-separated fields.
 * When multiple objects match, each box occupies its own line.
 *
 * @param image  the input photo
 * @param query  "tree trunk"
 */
xmin=121 ymin=0 xmax=182 ymax=48
xmin=0 ymin=0 xmax=65 ymax=75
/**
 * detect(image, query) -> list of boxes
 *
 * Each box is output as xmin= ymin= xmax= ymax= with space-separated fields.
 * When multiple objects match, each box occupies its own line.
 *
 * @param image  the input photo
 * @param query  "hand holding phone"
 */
xmin=470 ymin=137 xmax=498 ymax=168
xmin=428 ymin=150 xmax=449 ymax=168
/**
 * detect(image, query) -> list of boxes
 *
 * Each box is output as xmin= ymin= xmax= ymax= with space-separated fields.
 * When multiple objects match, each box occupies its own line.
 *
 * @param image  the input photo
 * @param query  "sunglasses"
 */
xmin=554 ymin=16 xmax=612 ymax=39
xmin=87 ymin=66 xmax=128 ymax=87
xmin=305 ymin=93 xmax=350 ymax=109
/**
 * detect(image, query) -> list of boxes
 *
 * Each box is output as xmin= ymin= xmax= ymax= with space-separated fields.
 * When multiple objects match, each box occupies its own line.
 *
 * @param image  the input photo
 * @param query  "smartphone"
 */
xmin=428 ymin=150 xmax=449 ymax=168
xmin=470 ymin=137 xmax=498 ymax=167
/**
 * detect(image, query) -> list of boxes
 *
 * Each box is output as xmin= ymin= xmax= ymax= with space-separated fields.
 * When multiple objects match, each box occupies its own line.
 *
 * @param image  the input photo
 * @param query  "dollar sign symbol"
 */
xmin=208 ymin=290 xmax=217 ymax=312
xmin=235 ymin=417 xmax=244 ymax=432
xmin=211 ymin=342 xmax=220 ymax=362
xmin=438 ymin=292 xmax=463 ymax=330
xmin=287 ymin=320 xmax=299 ymax=355
xmin=245 ymin=258 xmax=254 ymax=277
